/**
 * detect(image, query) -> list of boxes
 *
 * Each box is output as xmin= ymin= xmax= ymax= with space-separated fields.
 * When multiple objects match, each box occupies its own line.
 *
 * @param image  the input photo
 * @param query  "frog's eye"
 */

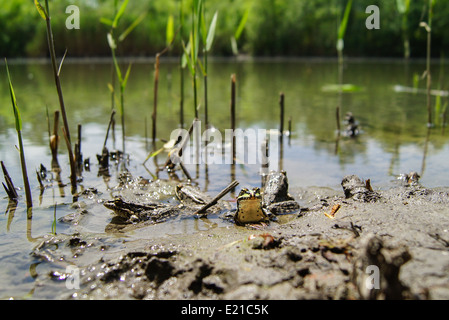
xmin=252 ymin=188 xmax=261 ymax=198
xmin=238 ymin=188 xmax=250 ymax=199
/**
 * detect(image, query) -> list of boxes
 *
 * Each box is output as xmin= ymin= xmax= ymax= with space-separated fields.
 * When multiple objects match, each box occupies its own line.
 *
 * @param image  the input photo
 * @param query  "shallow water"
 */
xmin=0 ymin=58 xmax=448 ymax=298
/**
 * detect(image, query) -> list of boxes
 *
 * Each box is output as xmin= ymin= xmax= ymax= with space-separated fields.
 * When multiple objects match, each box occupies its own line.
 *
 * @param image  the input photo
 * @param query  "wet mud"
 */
xmin=31 ymin=176 xmax=449 ymax=300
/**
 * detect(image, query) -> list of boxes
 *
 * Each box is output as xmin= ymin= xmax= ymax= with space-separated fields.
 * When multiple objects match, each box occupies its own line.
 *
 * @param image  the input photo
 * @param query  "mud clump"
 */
xmin=341 ymin=175 xmax=381 ymax=202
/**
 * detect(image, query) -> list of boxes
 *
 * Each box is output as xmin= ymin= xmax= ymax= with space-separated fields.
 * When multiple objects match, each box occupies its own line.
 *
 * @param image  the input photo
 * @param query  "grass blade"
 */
xmin=206 ymin=11 xmax=218 ymax=51
xmin=122 ymin=63 xmax=132 ymax=88
xmin=112 ymin=0 xmax=130 ymax=29
xmin=5 ymin=59 xmax=22 ymax=132
xmin=338 ymin=0 xmax=353 ymax=41
xmin=118 ymin=12 xmax=147 ymax=42
xmin=234 ymin=7 xmax=249 ymax=41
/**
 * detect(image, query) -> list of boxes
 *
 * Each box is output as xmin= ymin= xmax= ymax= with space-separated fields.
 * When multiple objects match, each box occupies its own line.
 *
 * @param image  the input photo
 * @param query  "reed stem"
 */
xmin=44 ymin=0 xmax=71 ymax=144
xmin=152 ymin=52 xmax=161 ymax=146
xmin=230 ymin=74 xmax=236 ymax=163
xmin=279 ymin=92 xmax=285 ymax=135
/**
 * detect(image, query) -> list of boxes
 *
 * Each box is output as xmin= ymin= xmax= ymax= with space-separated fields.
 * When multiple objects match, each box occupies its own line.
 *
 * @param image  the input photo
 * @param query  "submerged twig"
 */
xmin=195 ymin=180 xmax=239 ymax=216
xmin=62 ymin=127 xmax=77 ymax=194
xmin=1 ymin=161 xmax=18 ymax=200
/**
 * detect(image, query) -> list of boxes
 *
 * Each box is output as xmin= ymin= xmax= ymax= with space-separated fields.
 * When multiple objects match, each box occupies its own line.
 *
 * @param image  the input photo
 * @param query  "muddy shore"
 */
xmin=31 ymin=177 xmax=449 ymax=300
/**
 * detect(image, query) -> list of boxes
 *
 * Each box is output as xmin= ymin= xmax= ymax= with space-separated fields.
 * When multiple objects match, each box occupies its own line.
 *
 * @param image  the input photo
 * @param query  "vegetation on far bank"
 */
xmin=2 ymin=0 xmax=449 ymax=59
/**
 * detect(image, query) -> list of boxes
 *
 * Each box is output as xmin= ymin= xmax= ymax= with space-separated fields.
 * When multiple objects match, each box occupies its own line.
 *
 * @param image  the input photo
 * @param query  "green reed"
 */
xmin=420 ymin=0 xmax=436 ymax=127
xmin=396 ymin=0 xmax=411 ymax=59
xmin=199 ymin=1 xmax=218 ymax=128
xmin=5 ymin=59 xmax=32 ymax=209
xmin=101 ymin=0 xmax=146 ymax=152
xmin=34 ymin=0 xmax=77 ymax=193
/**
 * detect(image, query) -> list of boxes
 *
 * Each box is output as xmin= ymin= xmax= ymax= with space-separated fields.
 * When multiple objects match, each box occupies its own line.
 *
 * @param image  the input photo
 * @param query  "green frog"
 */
xmin=234 ymin=187 xmax=269 ymax=225
xmin=234 ymin=171 xmax=300 ymax=225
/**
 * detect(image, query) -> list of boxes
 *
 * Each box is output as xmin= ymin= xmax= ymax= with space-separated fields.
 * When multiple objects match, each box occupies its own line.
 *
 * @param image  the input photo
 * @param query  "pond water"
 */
xmin=0 ymin=58 xmax=448 ymax=298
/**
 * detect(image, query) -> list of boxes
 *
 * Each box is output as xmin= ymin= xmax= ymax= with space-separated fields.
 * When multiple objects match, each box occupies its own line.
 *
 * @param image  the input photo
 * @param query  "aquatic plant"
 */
xmin=152 ymin=15 xmax=178 ymax=146
xmin=199 ymin=3 xmax=218 ymax=127
xmin=34 ymin=0 xmax=77 ymax=192
xmin=101 ymin=0 xmax=146 ymax=152
xmin=420 ymin=0 xmax=436 ymax=127
xmin=396 ymin=0 xmax=411 ymax=59
xmin=179 ymin=0 xmax=186 ymax=128
xmin=231 ymin=6 xmax=249 ymax=56
xmin=337 ymin=0 xmax=352 ymax=71
xmin=182 ymin=0 xmax=203 ymax=119
xmin=4 ymin=58 xmax=32 ymax=209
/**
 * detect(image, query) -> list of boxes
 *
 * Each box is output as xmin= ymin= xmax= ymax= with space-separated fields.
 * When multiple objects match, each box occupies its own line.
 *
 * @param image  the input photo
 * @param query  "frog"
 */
xmin=103 ymin=196 xmax=177 ymax=224
xmin=234 ymin=171 xmax=300 ymax=225
xmin=234 ymin=187 xmax=269 ymax=225
xmin=104 ymin=183 xmax=229 ymax=224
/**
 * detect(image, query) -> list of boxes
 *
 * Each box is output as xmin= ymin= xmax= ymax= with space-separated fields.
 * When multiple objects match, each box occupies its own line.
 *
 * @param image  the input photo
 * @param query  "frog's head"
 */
xmin=237 ymin=187 xmax=261 ymax=202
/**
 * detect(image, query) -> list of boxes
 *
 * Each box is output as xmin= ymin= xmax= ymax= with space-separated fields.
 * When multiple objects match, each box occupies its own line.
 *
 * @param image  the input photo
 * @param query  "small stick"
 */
xmin=36 ymin=170 xmax=44 ymax=190
xmin=260 ymin=138 xmax=269 ymax=187
xmin=195 ymin=180 xmax=240 ymax=216
xmin=1 ymin=161 xmax=18 ymax=200
xmin=103 ymin=110 xmax=116 ymax=150
xmin=178 ymin=160 xmax=192 ymax=180
xmin=50 ymin=110 xmax=60 ymax=162
xmin=336 ymin=105 xmax=341 ymax=133
xmin=145 ymin=116 xmax=148 ymax=151
xmin=279 ymin=92 xmax=285 ymax=135
xmin=152 ymin=52 xmax=161 ymax=146
xmin=75 ymin=124 xmax=82 ymax=167
xmin=288 ymin=116 xmax=292 ymax=136
xmin=288 ymin=116 xmax=292 ymax=145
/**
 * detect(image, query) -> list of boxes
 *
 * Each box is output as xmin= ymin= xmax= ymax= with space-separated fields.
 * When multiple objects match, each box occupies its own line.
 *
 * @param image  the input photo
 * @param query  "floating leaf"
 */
xmin=321 ymin=83 xmax=363 ymax=93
